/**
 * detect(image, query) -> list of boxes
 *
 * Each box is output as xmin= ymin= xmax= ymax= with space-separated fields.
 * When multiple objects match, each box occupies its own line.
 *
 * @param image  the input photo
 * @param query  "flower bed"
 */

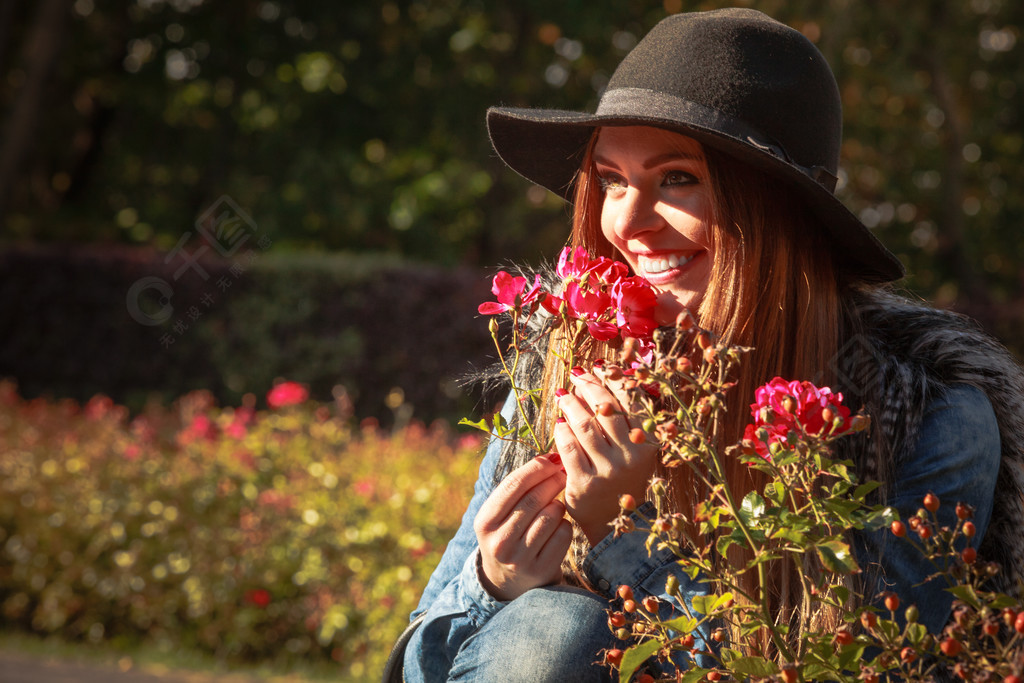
xmin=0 ymin=380 xmax=482 ymax=680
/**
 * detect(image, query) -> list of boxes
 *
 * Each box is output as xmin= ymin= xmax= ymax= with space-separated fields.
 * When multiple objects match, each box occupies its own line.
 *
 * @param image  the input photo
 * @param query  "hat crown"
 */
xmin=605 ymin=8 xmax=842 ymax=176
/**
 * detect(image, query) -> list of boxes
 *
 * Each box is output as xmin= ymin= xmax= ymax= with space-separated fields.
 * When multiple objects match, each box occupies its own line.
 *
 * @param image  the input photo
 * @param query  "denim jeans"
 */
xmin=447 ymin=586 xmax=617 ymax=682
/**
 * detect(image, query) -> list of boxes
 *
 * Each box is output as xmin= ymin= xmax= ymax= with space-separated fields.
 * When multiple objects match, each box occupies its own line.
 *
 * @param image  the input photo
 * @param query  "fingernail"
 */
xmin=545 ymin=452 xmax=562 ymax=466
xmin=555 ymin=416 xmax=566 ymax=424
xmin=554 ymin=388 xmax=569 ymax=397
xmin=571 ymin=366 xmax=585 ymax=377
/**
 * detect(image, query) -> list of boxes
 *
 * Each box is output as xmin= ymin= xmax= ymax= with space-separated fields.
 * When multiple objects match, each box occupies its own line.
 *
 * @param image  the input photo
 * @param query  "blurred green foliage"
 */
xmin=0 ymin=380 xmax=483 ymax=679
xmin=2 ymin=0 xmax=1022 ymax=323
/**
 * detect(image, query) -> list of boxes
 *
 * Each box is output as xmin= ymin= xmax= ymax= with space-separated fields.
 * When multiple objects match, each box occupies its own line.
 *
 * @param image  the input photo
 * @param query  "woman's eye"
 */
xmin=598 ymin=174 xmax=626 ymax=193
xmin=663 ymin=170 xmax=697 ymax=187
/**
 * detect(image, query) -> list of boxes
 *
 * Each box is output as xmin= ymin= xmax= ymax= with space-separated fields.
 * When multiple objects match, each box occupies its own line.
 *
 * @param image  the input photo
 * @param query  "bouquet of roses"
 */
xmin=468 ymin=247 xmax=1024 ymax=683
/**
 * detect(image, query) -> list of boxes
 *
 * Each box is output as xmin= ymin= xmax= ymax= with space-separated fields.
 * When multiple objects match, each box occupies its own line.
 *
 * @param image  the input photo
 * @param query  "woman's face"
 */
xmin=594 ymin=126 xmax=714 ymax=320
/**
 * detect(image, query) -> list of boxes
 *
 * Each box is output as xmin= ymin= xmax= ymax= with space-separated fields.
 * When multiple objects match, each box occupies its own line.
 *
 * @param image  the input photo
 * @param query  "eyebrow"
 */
xmin=592 ymin=151 xmax=703 ymax=170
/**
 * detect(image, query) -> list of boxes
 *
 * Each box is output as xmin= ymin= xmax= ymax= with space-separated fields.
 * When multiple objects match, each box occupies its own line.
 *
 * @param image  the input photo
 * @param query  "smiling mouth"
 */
xmin=638 ymin=253 xmax=698 ymax=276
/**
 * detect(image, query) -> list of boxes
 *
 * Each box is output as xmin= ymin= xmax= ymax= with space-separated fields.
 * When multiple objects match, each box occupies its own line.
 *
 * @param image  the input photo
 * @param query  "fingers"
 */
xmin=523 ymin=498 xmax=573 ymax=559
xmin=475 ymin=456 xmax=571 ymax=600
xmin=558 ymin=371 xmax=634 ymax=451
xmin=475 ymin=454 xmax=565 ymax=535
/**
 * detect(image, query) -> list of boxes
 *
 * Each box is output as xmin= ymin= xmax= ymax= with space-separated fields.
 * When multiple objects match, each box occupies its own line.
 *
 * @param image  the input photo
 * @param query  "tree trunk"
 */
xmin=0 ymin=0 xmax=69 ymax=227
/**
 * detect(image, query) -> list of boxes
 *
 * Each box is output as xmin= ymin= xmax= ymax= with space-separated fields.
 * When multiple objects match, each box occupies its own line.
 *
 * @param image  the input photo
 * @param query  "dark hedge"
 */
xmin=0 ymin=245 xmax=499 ymax=424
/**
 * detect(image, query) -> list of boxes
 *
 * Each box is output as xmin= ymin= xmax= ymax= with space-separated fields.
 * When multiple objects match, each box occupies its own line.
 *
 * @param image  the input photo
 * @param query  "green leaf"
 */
xmin=691 ymin=594 xmax=712 ymax=616
xmin=619 ymin=638 xmax=662 ymax=683
xmin=661 ymin=615 xmax=699 ymax=634
xmin=905 ymin=622 xmax=927 ymax=645
xmin=727 ymin=656 xmax=778 ymax=678
xmin=853 ymin=481 xmax=881 ymax=500
xmin=877 ymin=617 xmax=900 ymax=641
xmin=816 ymin=539 xmax=859 ymax=574
xmin=947 ymin=584 xmax=983 ymax=610
xmin=838 ymin=643 xmax=868 ymax=670
xmin=739 ymin=492 xmax=766 ymax=524
xmin=680 ymin=668 xmax=710 ymax=683
xmin=712 ymin=591 xmax=735 ymax=612
xmin=861 ymin=506 xmax=898 ymax=530
xmin=802 ymin=663 xmax=835 ymax=681
xmin=771 ymin=527 xmax=807 ymax=545
xmin=987 ymin=594 xmax=1020 ymax=609
xmin=457 ymin=416 xmax=491 ymax=433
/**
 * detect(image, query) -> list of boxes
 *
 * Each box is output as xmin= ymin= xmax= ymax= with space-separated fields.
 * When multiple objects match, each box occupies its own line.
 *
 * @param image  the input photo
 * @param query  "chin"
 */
xmin=655 ymin=291 xmax=701 ymax=325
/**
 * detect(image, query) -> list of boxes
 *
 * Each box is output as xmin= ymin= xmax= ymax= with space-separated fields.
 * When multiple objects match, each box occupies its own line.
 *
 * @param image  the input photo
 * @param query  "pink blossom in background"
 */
xmin=353 ymin=479 xmax=375 ymax=498
xmin=179 ymin=413 xmax=218 ymax=445
xmin=245 ymin=588 xmax=271 ymax=608
xmin=743 ymin=377 xmax=852 ymax=458
xmin=266 ymin=381 xmax=308 ymax=409
xmin=225 ymin=406 xmax=255 ymax=439
xmin=257 ymin=489 xmax=294 ymax=510
xmin=83 ymin=394 xmax=115 ymax=420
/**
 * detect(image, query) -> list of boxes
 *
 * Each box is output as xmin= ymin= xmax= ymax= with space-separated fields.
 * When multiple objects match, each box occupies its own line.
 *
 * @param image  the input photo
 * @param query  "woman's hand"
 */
xmin=555 ymin=370 xmax=659 ymax=545
xmin=474 ymin=453 xmax=572 ymax=602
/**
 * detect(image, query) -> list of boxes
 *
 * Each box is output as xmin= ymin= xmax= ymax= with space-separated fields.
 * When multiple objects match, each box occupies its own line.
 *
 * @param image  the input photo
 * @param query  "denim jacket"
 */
xmin=404 ymin=384 xmax=1000 ymax=681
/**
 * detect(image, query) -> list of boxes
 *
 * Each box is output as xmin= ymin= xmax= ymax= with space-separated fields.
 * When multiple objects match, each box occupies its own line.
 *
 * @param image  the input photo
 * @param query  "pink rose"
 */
xmin=477 ymin=271 xmax=543 ymax=315
xmin=612 ymin=276 xmax=659 ymax=339
xmin=744 ymin=377 xmax=852 ymax=459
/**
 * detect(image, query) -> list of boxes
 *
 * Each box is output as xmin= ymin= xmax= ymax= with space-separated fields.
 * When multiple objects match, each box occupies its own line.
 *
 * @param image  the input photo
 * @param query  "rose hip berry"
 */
xmin=923 ymin=493 xmax=940 ymax=513
xmin=835 ymin=628 xmax=854 ymax=646
xmin=940 ymin=637 xmax=962 ymax=657
xmin=605 ymin=648 xmax=624 ymax=667
xmin=884 ymin=592 xmax=900 ymax=612
xmin=617 ymin=585 xmax=634 ymax=601
xmin=891 ymin=520 xmax=907 ymax=537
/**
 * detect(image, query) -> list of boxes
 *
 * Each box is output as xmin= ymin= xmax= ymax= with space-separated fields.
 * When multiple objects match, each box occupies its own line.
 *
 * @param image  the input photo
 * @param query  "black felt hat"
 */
xmin=487 ymin=8 xmax=904 ymax=283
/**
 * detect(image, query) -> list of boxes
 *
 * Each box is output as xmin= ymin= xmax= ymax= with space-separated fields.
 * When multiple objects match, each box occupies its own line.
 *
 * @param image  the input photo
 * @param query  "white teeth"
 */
xmin=640 ymin=253 xmax=694 ymax=275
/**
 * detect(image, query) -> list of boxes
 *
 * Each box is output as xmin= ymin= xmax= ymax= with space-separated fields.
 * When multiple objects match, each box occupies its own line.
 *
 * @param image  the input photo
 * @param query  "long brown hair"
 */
xmin=552 ymin=127 xmax=856 ymax=654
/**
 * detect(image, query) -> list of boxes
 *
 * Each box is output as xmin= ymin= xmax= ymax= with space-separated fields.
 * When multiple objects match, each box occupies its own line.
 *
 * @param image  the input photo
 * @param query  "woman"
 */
xmin=398 ymin=8 xmax=1024 ymax=682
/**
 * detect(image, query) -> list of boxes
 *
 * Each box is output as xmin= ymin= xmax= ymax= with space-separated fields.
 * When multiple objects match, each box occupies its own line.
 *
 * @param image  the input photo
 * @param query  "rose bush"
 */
xmin=0 ymin=380 xmax=481 ymax=679
xmin=469 ymin=248 xmax=1024 ymax=682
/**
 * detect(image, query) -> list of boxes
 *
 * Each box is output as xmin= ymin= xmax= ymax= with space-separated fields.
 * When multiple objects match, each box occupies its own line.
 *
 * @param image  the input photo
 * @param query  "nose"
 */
xmin=607 ymin=186 xmax=664 ymax=242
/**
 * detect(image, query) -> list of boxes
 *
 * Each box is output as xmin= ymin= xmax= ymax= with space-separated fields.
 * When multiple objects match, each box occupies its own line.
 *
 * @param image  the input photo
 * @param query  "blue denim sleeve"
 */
xmin=404 ymin=397 xmax=516 ymax=682
xmin=852 ymin=383 xmax=1000 ymax=634
xmin=582 ymin=502 xmax=717 ymax=670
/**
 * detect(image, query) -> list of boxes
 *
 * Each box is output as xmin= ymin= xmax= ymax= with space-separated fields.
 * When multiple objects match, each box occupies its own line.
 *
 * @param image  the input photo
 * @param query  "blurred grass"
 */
xmin=0 ymin=630 xmax=344 ymax=681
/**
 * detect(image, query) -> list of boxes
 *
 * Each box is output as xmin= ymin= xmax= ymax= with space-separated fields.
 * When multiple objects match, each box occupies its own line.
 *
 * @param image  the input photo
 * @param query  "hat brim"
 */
xmin=487 ymin=106 xmax=904 ymax=284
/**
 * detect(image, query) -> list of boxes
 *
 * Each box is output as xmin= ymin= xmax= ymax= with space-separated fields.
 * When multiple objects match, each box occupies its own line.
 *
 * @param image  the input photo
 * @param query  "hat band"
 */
xmin=596 ymin=87 xmax=839 ymax=193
